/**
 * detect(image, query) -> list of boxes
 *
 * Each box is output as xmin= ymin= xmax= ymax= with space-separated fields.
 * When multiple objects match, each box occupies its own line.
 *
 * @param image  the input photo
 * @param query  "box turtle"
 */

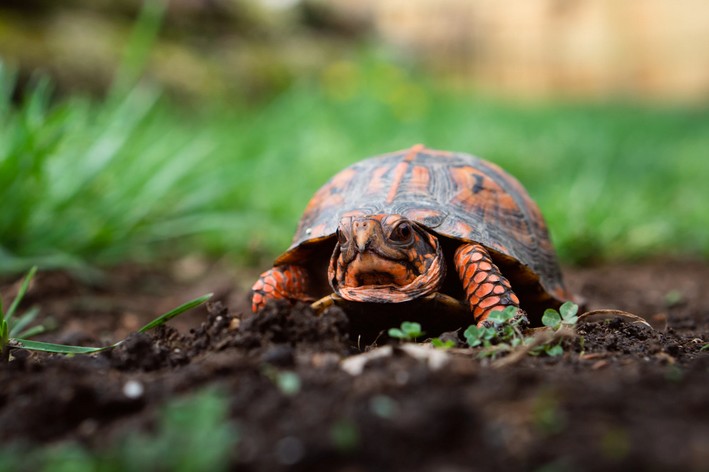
xmin=251 ymin=145 xmax=573 ymax=326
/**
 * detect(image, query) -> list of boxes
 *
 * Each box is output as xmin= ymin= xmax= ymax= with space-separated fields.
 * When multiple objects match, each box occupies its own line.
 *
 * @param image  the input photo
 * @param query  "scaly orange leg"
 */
xmin=251 ymin=264 xmax=312 ymax=312
xmin=454 ymin=243 xmax=522 ymax=325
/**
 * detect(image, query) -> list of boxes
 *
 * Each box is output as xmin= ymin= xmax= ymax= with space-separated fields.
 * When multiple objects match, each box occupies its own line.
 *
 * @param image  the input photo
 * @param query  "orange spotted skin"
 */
xmin=251 ymin=264 xmax=312 ymax=312
xmin=251 ymin=144 xmax=574 ymax=324
xmin=454 ymin=243 xmax=519 ymax=322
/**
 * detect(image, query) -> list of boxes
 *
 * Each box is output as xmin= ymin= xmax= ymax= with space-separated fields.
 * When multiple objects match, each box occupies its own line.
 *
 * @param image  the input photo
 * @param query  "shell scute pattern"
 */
xmin=276 ymin=146 xmax=568 ymax=302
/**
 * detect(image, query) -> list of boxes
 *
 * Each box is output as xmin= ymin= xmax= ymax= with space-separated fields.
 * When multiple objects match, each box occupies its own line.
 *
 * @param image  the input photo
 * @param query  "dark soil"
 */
xmin=1 ymin=260 xmax=708 ymax=471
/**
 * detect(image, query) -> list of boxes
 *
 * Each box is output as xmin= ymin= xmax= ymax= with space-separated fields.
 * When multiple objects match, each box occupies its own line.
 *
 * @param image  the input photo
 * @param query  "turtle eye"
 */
xmin=337 ymin=229 xmax=348 ymax=245
xmin=390 ymin=222 xmax=413 ymax=243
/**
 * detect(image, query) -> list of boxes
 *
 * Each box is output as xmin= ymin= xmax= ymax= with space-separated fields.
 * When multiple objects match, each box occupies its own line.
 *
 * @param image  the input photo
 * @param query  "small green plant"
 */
xmin=700 ymin=343 xmax=709 ymax=352
xmin=541 ymin=301 xmax=579 ymax=330
xmin=1 ymin=267 xmax=211 ymax=361
xmin=121 ymin=387 xmax=237 ymax=471
xmin=531 ymin=302 xmax=579 ymax=357
xmin=0 ymin=266 xmax=45 ymax=361
xmin=263 ymin=366 xmax=301 ymax=396
xmin=463 ymin=324 xmax=497 ymax=348
xmin=531 ymin=342 xmax=564 ymax=357
xmin=664 ymin=289 xmax=684 ymax=307
xmin=463 ymin=306 xmax=525 ymax=358
xmin=430 ymin=338 xmax=456 ymax=349
xmin=388 ymin=321 xmax=424 ymax=341
xmin=464 ymin=303 xmax=579 ymax=359
xmin=330 ymin=419 xmax=359 ymax=453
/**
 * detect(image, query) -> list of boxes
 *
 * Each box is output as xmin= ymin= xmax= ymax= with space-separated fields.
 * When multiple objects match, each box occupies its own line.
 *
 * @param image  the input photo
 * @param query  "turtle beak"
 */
xmin=352 ymin=218 xmax=376 ymax=253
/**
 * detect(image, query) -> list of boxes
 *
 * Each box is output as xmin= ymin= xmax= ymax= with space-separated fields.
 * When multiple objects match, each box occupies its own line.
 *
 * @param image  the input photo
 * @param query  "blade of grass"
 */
xmin=9 ymin=339 xmax=109 ymax=354
xmin=110 ymin=0 xmax=167 ymax=99
xmin=1 ymin=319 xmax=9 ymax=362
xmin=8 ymin=293 xmax=212 ymax=356
xmin=8 ymin=306 xmax=40 ymax=337
xmin=4 ymin=266 xmax=37 ymax=324
xmin=15 ymin=324 xmax=47 ymax=340
xmin=0 ymin=61 xmax=17 ymax=117
xmin=138 ymin=293 xmax=212 ymax=333
xmin=1 ymin=320 xmax=8 ymax=345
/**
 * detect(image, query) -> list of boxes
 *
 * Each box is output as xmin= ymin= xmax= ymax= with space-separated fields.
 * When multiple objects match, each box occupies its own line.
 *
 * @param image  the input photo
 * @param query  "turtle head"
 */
xmin=328 ymin=214 xmax=446 ymax=303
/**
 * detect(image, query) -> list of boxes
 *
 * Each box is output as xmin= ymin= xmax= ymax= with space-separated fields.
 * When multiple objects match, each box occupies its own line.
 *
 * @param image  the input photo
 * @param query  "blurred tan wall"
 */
xmin=335 ymin=0 xmax=709 ymax=102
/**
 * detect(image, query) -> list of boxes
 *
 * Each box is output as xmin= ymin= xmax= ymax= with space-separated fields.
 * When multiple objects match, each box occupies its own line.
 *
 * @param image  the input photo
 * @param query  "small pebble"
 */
xmin=123 ymin=380 xmax=145 ymax=399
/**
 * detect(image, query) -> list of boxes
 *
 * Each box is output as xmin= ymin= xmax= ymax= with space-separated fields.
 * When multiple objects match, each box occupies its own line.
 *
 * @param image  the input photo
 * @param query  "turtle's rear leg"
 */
xmin=251 ymin=264 xmax=313 ymax=312
xmin=454 ymin=243 xmax=524 ymax=325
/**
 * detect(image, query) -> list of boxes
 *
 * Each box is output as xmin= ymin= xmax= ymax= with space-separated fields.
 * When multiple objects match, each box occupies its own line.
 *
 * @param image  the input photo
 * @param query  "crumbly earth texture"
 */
xmin=0 ymin=260 xmax=707 ymax=471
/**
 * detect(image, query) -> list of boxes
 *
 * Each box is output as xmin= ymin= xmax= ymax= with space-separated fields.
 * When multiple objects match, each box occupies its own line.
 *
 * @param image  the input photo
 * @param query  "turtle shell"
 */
xmin=276 ymin=145 xmax=571 ymax=306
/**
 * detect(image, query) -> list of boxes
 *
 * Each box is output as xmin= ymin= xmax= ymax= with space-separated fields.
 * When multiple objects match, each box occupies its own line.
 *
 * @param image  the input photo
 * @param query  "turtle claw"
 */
xmin=310 ymin=294 xmax=344 ymax=316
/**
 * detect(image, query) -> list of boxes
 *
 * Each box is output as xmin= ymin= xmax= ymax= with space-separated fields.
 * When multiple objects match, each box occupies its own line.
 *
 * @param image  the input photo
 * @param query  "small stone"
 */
xmin=123 ymin=380 xmax=144 ymax=399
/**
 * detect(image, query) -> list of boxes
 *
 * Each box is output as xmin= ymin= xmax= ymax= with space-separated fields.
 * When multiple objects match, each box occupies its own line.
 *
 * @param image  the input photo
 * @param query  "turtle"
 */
xmin=251 ymin=144 xmax=573 ymax=326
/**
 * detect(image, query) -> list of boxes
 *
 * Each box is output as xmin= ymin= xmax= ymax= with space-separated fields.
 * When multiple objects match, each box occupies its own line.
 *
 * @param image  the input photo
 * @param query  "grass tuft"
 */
xmin=0 ymin=266 xmax=211 ymax=358
xmin=1 ymin=57 xmax=708 ymax=273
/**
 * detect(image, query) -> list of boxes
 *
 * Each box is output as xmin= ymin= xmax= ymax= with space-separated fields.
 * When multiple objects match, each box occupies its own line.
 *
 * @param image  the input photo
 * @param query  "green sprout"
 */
xmin=529 ymin=341 xmax=564 ymax=357
xmin=430 ymin=338 xmax=456 ymax=349
xmin=463 ymin=306 xmax=527 ymax=358
xmin=388 ymin=321 xmax=424 ymax=341
xmin=463 ymin=324 xmax=497 ymax=348
xmin=1 ymin=267 xmax=211 ymax=361
xmin=464 ymin=303 xmax=579 ymax=359
xmin=330 ymin=419 xmax=359 ymax=453
xmin=263 ymin=366 xmax=301 ymax=396
xmin=1 ymin=266 xmax=44 ymax=361
xmin=664 ymin=289 xmax=683 ymax=307
xmin=464 ymin=305 xmax=524 ymax=354
xmin=533 ymin=302 xmax=579 ymax=356
xmin=541 ymin=301 xmax=579 ymax=330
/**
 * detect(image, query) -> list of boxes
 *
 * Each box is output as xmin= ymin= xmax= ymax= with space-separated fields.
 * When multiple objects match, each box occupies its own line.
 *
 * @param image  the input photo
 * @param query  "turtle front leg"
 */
xmin=251 ymin=264 xmax=312 ymax=312
xmin=454 ymin=243 xmax=523 ymax=325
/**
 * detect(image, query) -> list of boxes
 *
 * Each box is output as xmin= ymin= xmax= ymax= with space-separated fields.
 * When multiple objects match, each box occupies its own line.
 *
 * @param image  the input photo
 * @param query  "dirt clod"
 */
xmin=231 ymin=300 xmax=351 ymax=356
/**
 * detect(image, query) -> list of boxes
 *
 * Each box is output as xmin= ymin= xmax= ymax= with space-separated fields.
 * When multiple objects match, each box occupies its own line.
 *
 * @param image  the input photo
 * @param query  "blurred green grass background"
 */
xmin=1 ymin=54 xmax=707 ymax=275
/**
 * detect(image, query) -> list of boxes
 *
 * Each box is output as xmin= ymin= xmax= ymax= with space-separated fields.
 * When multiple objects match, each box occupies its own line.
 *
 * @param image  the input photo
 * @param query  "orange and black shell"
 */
xmin=276 ymin=145 xmax=571 ymax=304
